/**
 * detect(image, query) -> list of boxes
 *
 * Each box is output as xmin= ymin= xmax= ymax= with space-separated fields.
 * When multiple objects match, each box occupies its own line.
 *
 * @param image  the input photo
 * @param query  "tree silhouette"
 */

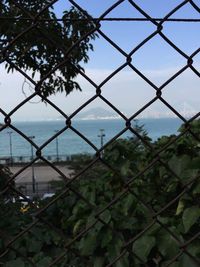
xmin=0 ymin=0 xmax=97 ymax=98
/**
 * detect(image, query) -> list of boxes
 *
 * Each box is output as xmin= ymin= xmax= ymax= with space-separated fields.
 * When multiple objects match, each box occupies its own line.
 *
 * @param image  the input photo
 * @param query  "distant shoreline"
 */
xmin=11 ymin=116 xmax=183 ymax=123
xmin=0 ymin=117 xmax=183 ymax=158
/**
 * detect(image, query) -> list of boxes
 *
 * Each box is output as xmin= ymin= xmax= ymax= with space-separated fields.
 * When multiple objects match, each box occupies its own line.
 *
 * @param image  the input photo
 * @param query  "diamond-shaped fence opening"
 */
xmin=131 ymin=35 xmax=187 ymax=85
xmin=0 ymin=0 xmax=200 ymax=266
xmin=81 ymin=33 xmax=127 ymax=71
xmin=162 ymin=22 xmax=200 ymax=55
xmin=162 ymin=69 xmax=200 ymax=118
xmin=99 ymin=16 xmax=156 ymax=54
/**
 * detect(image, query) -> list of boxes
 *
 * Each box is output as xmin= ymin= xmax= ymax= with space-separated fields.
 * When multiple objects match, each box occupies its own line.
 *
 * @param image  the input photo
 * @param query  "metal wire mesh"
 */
xmin=0 ymin=0 xmax=200 ymax=266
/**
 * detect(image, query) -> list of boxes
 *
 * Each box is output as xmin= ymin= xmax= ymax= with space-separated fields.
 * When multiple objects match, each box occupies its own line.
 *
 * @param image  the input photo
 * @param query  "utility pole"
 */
xmin=54 ymin=130 xmax=59 ymax=162
xmin=28 ymin=136 xmax=36 ymax=194
xmin=98 ymin=129 xmax=105 ymax=154
xmin=7 ymin=131 xmax=13 ymax=165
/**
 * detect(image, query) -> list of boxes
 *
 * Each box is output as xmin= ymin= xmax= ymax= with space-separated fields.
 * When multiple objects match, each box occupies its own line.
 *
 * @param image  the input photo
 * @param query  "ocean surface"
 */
xmin=0 ymin=118 xmax=183 ymax=158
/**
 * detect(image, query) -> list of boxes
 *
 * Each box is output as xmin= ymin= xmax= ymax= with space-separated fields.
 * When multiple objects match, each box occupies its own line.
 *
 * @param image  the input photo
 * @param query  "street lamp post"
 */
xmin=28 ymin=136 xmax=36 ymax=194
xmin=7 ymin=131 xmax=13 ymax=165
xmin=54 ymin=130 xmax=59 ymax=162
xmin=98 ymin=129 xmax=105 ymax=154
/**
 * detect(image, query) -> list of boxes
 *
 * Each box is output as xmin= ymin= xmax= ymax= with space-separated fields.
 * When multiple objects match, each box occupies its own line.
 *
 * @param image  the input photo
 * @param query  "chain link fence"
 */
xmin=0 ymin=0 xmax=200 ymax=266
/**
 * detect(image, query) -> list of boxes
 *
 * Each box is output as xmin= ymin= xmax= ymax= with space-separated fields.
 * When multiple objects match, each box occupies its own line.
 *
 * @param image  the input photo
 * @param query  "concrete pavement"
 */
xmin=10 ymin=164 xmax=74 ymax=184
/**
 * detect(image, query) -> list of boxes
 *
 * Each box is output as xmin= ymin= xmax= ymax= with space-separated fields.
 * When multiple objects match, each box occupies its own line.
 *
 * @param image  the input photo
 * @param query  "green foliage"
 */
xmin=1 ymin=120 xmax=200 ymax=266
xmin=0 ymin=164 xmax=12 ymax=188
xmin=182 ymin=206 xmax=200 ymax=233
xmin=104 ymin=122 xmax=150 ymax=181
xmin=0 ymin=164 xmax=14 ymax=199
xmin=0 ymin=0 xmax=97 ymax=98
xmin=132 ymin=235 xmax=156 ymax=262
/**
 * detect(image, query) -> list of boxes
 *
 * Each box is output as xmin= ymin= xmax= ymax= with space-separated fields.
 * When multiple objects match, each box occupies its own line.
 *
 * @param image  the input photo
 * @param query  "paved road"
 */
xmin=10 ymin=165 xmax=73 ymax=184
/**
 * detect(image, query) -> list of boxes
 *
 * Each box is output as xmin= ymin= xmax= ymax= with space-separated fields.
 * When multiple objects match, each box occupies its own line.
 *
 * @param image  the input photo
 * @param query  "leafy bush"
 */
xmin=1 ymin=121 xmax=200 ymax=266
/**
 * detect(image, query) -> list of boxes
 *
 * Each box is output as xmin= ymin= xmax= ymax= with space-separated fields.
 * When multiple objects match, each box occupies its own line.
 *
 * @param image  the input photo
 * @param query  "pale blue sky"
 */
xmin=0 ymin=0 xmax=199 ymax=121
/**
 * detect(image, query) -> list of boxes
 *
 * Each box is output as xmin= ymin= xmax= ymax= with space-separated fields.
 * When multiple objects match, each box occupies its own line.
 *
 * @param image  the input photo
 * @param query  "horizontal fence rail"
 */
xmin=0 ymin=154 xmax=74 ymax=164
xmin=0 ymin=0 xmax=200 ymax=266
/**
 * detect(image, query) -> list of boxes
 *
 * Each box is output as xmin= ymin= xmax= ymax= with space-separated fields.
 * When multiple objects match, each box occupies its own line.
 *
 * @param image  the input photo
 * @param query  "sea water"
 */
xmin=0 ymin=118 xmax=183 ymax=157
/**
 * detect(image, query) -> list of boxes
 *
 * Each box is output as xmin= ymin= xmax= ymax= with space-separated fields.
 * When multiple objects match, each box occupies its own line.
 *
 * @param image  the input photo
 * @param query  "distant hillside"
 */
xmin=76 ymin=107 xmax=120 ymax=120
